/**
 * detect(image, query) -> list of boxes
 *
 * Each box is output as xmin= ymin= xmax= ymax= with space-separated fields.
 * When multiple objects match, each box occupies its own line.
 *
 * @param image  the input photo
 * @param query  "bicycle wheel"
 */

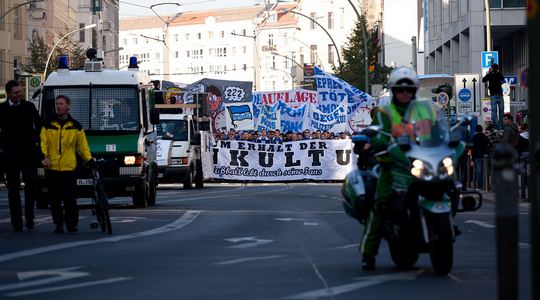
xmin=96 ymin=183 xmax=112 ymax=234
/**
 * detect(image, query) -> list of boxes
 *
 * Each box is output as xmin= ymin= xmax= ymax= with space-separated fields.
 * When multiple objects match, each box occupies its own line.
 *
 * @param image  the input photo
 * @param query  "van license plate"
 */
xmin=77 ymin=179 xmax=93 ymax=186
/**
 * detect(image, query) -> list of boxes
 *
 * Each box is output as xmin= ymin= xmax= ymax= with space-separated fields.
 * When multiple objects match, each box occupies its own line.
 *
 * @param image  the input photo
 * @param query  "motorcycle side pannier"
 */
xmin=340 ymin=168 xmax=377 ymax=223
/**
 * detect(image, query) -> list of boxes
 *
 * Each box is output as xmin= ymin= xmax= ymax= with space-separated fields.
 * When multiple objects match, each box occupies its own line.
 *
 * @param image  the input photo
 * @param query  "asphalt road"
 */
xmin=0 ymin=183 xmax=532 ymax=299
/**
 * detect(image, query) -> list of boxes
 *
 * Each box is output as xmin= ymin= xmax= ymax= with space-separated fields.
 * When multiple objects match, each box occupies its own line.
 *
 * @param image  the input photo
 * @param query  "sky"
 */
xmin=119 ymin=0 xmax=264 ymax=19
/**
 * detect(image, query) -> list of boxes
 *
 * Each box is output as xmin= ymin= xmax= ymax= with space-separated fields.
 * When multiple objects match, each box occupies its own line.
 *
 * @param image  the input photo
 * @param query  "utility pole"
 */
xmin=528 ymin=1 xmax=539 ymax=299
xmin=411 ymin=36 xmax=417 ymax=72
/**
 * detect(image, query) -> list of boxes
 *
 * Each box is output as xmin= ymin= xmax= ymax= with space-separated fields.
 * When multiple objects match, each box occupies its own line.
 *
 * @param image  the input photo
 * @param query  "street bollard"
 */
xmin=492 ymin=144 xmax=518 ymax=300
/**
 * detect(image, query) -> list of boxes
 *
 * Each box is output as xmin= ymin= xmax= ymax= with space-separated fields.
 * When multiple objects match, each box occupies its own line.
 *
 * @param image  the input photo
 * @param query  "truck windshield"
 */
xmin=41 ymin=86 xmax=140 ymax=132
xmin=157 ymin=120 xmax=188 ymax=141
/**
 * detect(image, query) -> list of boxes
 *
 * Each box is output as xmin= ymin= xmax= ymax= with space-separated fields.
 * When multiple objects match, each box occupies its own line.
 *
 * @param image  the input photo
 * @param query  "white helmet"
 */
xmin=387 ymin=67 xmax=419 ymax=89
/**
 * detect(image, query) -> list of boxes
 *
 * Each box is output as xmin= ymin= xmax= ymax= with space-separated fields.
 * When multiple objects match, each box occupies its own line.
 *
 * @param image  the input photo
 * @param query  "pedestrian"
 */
xmin=501 ymin=113 xmax=520 ymax=151
xmin=482 ymin=63 xmax=505 ymax=130
xmin=41 ymin=95 xmax=94 ymax=234
xmin=471 ymin=125 xmax=492 ymax=190
xmin=0 ymin=80 xmax=43 ymax=232
xmin=484 ymin=121 xmax=500 ymax=152
xmin=256 ymin=129 xmax=271 ymax=143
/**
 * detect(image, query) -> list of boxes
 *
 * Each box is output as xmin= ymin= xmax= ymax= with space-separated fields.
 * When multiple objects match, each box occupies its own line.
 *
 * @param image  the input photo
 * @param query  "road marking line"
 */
xmin=333 ymin=244 xmax=360 ymax=249
xmin=464 ymin=220 xmax=496 ymax=228
xmin=303 ymin=222 xmax=319 ymax=226
xmin=285 ymin=270 xmax=423 ymax=299
xmin=0 ymin=210 xmax=201 ymax=263
xmin=214 ymin=255 xmax=284 ymax=265
xmin=519 ymin=243 xmax=531 ymax=249
xmin=4 ymin=277 xmax=131 ymax=297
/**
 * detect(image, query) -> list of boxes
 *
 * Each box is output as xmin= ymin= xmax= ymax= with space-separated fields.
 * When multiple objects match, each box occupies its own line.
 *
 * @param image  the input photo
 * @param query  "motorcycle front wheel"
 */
xmin=388 ymin=240 xmax=419 ymax=268
xmin=428 ymin=213 xmax=454 ymax=276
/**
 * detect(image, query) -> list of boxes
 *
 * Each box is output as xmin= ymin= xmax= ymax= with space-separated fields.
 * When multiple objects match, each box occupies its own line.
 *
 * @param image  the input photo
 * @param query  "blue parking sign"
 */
xmin=481 ymin=51 xmax=498 ymax=68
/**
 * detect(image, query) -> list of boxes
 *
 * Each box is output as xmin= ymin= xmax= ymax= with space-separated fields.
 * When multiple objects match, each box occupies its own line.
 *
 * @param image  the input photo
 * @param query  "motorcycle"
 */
xmin=341 ymin=100 xmax=482 ymax=275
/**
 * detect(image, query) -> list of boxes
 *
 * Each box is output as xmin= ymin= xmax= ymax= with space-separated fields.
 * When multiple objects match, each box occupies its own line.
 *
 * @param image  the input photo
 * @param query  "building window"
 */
xmin=155 ymin=52 xmax=160 ymax=60
xmin=208 ymin=31 xmax=213 ymax=39
xmin=242 ymin=64 xmax=247 ymax=71
xmin=242 ymin=29 xmax=246 ymax=35
xmin=272 ymin=56 xmax=276 ymax=68
xmin=79 ymin=23 xmax=86 ymax=42
xmin=220 ymin=31 xmax=225 ymax=38
xmin=310 ymin=45 xmax=318 ymax=64
xmin=133 ymin=38 xmax=138 ymax=44
xmin=310 ymin=13 xmax=316 ymax=30
xmin=185 ymin=33 xmax=189 ymax=40
xmin=328 ymin=44 xmax=334 ymax=64
xmin=339 ymin=8 xmax=345 ymax=29
xmin=186 ymin=51 xmax=190 ymax=58
xmin=174 ymin=34 xmax=178 ymax=41
xmin=0 ymin=50 xmax=4 ymax=86
xmin=328 ymin=12 xmax=334 ymax=29
xmin=122 ymin=38 xmax=127 ymax=45
xmin=268 ymin=34 xmax=274 ymax=46
xmin=242 ymin=46 xmax=247 ymax=53
xmin=197 ymin=33 xmax=202 ymax=40
xmin=175 ymin=51 xmax=179 ymax=58
xmin=0 ymin=3 xmax=5 ymax=31
xmin=14 ymin=7 xmax=22 ymax=40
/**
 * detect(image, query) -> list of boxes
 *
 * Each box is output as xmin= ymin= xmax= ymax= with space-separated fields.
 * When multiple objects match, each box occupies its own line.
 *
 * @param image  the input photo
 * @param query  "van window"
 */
xmin=157 ymin=120 xmax=188 ymax=141
xmin=42 ymin=86 xmax=139 ymax=131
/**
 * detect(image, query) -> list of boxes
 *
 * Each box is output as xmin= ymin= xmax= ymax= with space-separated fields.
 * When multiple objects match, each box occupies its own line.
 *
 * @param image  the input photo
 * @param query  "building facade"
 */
xmin=423 ymin=0 xmax=528 ymax=104
xmin=0 ymin=0 xmax=28 ymax=87
xmin=119 ymin=0 xmax=360 ymax=92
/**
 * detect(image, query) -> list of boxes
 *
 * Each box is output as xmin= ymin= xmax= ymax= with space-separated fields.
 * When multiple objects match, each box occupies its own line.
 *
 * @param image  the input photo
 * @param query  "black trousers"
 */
xmin=5 ymin=164 xmax=37 ymax=228
xmin=46 ymin=170 xmax=78 ymax=229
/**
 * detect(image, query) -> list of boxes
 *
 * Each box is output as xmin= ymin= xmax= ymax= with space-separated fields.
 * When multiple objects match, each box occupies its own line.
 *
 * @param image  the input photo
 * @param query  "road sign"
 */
xmin=436 ymin=92 xmax=449 ymax=106
xmin=455 ymin=74 xmax=480 ymax=114
xmin=502 ymin=83 xmax=511 ymax=96
xmin=26 ymin=74 xmax=42 ymax=109
xmin=458 ymin=89 xmax=471 ymax=101
xmin=481 ymin=51 xmax=499 ymax=68
xmin=504 ymin=76 xmax=519 ymax=86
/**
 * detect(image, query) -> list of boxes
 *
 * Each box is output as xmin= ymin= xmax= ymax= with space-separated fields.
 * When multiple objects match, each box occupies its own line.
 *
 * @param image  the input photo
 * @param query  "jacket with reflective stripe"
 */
xmin=40 ymin=114 xmax=92 ymax=171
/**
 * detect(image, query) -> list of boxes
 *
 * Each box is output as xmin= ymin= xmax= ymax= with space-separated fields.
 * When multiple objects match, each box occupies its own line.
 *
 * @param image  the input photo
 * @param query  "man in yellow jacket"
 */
xmin=41 ymin=95 xmax=94 ymax=233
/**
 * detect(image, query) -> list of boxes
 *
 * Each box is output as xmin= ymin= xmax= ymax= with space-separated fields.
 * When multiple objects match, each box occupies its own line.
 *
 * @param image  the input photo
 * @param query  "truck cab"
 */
xmin=36 ymin=53 xmax=160 ymax=207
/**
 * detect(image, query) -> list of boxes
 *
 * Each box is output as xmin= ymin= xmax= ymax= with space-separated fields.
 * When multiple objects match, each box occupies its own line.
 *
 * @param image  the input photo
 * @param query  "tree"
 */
xmin=24 ymin=33 xmax=87 ymax=77
xmin=334 ymin=14 xmax=392 ymax=94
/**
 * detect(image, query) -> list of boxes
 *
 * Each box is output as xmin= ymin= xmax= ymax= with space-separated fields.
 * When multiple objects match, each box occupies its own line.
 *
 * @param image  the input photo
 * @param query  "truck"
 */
xmin=154 ymin=94 xmax=210 ymax=189
xmin=35 ymin=51 xmax=160 ymax=207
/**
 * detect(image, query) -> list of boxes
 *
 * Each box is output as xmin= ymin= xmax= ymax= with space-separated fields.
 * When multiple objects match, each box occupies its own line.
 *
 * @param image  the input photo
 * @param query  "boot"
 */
xmin=362 ymin=254 xmax=376 ymax=271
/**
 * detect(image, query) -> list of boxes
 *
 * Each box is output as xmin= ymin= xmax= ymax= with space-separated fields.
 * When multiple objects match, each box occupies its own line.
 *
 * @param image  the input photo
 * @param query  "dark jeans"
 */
xmin=474 ymin=158 xmax=484 ymax=189
xmin=5 ymin=164 xmax=37 ymax=228
xmin=46 ymin=170 xmax=78 ymax=230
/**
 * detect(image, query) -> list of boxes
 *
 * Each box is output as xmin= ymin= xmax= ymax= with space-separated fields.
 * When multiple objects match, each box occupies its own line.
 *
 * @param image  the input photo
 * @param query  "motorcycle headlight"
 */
xmin=410 ymin=159 xmax=434 ymax=180
xmin=439 ymin=157 xmax=454 ymax=178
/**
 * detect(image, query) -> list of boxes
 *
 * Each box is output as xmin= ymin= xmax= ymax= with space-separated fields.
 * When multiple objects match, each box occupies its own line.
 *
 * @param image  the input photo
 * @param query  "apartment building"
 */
xmin=119 ymin=0 xmax=360 ymax=91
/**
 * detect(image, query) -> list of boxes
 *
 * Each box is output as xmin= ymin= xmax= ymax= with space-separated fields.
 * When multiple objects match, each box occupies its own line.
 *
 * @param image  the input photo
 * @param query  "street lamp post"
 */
xmin=346 ymin=0 xmax=369 ymax=92
xmin=231 ymin=32 xmax=259 ymax=91
xmin=0 ymin=0 xmax=43 ymax=21
xmin=270 ymin=51 xmax=305 ymax=71
xmin=43 ymin=24 xmax=97 ymax=79
xmin=281 ymin=9 xmax=342 ymax=66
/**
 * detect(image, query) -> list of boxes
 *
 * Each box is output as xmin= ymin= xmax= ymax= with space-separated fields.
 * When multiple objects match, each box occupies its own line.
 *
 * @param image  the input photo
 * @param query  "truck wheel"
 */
xmin=194 ymin=161 xmax=204 ymax=189
xmin=147 ymin=177 xmax=157 ymax=206
xmin=132 ymin=182 xmax=148 ymax=207
xmin=183 ymin=167 xmax=193 ymax=189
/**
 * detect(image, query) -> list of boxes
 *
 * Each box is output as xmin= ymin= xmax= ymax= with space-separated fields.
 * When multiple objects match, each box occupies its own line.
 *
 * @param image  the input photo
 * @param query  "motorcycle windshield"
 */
xmin=403 ymin=100 xmax=449 ymax=148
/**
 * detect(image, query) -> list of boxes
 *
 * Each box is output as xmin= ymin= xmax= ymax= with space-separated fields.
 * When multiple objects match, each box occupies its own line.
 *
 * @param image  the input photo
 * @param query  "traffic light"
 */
xmin=431 ymin=83 xmax=453 ymax=99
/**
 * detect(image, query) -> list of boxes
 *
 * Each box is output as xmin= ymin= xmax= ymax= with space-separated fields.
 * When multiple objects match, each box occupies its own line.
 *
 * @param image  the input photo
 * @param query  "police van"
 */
xmin=36 ymin=50 xmax=160 ymax=207
xmin=154 ymin=93 xmax=210 ymax=189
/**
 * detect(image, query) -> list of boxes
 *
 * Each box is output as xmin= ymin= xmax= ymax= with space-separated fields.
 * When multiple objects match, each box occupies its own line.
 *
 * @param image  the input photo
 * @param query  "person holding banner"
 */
xmin=360 ymin=67 xmax=422 ymax=271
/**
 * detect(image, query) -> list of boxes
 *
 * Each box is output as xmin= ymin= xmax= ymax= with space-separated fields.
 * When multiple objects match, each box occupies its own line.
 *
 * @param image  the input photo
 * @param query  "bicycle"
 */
xmin=90 ymin=158 xmax=112 ymax=234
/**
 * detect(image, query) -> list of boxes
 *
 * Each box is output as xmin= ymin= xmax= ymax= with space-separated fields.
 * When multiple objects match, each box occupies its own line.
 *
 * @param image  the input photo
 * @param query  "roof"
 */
xmin=44 ymin=69 xmax=152 ymax=87
xmin=418 ymin=74 xmax=453 ymax=79
xmin=120 ymin=4 xmax=299 ymax=31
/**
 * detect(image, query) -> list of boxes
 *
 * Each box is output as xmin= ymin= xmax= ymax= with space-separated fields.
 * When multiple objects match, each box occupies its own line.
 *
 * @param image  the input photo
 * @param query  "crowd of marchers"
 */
xmin=213 ymin=128 xmax=351 ymax=143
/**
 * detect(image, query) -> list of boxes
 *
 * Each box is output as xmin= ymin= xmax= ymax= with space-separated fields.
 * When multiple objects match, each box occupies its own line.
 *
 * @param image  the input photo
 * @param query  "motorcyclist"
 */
xmin=360 ymin=67 xmax=420 ymax=270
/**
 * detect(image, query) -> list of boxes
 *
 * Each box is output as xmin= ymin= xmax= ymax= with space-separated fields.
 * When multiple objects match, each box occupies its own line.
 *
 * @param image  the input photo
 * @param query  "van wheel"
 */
xmin=195 ymin=161 xmax=204 ymax=189
xmin=133 ymin=182 xmax=148 ymax=207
